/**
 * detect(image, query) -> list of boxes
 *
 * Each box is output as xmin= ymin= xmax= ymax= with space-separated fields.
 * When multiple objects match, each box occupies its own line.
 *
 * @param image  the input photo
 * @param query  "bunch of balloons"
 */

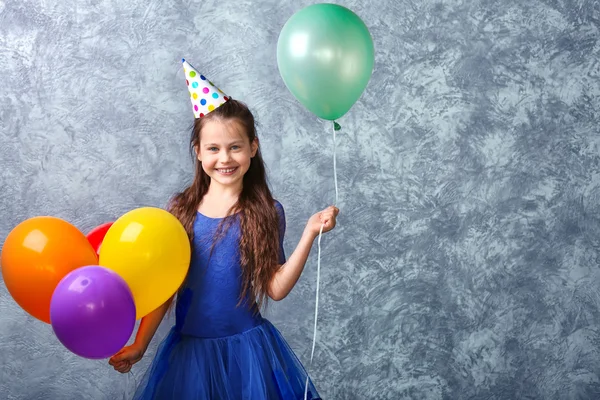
xmin=1 ymin=207 xmax=190 ymax=359
xmin=277 ymin=3 xmax=374 ymax=121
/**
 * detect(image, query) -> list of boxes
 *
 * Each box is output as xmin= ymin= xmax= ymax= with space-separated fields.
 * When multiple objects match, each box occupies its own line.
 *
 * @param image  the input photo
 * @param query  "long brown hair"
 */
xmin=168 ymin=99 xmax=281 ymax=312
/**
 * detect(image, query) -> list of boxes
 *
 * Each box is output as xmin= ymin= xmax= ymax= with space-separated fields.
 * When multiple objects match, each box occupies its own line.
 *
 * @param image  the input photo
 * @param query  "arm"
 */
xmin=133 ymin=296 xmax=174 ymax=353
xmin=108 ymin=296 xmax=174 ymax=372
xmin=268 ymin=228 xmax=318 ymax=301
xmin=268 ymin=205 xmax=339 ymax=301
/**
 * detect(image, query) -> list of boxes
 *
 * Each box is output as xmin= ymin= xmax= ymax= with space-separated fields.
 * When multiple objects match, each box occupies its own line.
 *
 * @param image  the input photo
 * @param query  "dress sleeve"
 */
xmin=274 ymin=200 xmax=286 ymax=264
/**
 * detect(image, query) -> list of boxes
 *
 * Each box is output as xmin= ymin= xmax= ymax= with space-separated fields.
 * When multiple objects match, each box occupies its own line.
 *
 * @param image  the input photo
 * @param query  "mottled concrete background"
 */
xmin=1 ymin=0 xmax=600 ymax=399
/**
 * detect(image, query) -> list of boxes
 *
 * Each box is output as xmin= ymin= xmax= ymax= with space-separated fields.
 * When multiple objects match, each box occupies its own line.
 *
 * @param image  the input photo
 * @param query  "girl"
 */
xmin=108 ymin=67 xmax=338 ymax=399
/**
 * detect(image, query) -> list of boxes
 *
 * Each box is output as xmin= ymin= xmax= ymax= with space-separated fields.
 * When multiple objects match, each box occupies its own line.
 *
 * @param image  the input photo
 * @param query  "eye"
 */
xmin=208 ymin=147 xmax=218 ymax=151
xmin=231 ymin=145 xmax=240 ymax=150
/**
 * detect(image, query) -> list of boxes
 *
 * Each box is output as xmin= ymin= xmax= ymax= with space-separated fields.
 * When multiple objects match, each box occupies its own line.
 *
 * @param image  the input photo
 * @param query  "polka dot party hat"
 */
xmin=182 ymin=58 xmax=229 ymax=118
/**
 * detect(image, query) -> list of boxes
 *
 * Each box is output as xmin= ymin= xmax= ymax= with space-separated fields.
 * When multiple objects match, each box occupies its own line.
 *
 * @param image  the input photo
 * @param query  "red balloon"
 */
xmin=86 ymin=222 xmax=113 ymax=256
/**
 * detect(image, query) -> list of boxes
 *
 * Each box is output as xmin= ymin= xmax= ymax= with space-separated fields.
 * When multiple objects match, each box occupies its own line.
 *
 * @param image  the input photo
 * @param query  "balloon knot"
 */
xmin=333 ymin=121 xmax=341 ymax=131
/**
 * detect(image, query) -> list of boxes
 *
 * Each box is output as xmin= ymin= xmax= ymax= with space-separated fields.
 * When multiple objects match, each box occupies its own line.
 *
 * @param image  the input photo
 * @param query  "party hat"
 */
xmin=182 ymin=58 xmax=229 ymax=118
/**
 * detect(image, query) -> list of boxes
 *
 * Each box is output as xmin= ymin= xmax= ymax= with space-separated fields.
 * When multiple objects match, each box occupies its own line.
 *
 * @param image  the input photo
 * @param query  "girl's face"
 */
xmin=196 ymin=119 xmax=258 ymax=190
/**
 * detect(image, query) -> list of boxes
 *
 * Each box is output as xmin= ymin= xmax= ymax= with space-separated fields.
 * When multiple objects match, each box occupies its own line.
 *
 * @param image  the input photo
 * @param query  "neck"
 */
xmin=206 ymin=180 xmax=243 ymax=201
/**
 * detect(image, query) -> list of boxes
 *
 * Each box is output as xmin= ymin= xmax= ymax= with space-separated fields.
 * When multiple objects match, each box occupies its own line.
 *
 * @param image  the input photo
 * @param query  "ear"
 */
xmin=251 ymin=138 xmax=259 ymax=158
xmin=194 ymin=144 xmax=201 ymax=162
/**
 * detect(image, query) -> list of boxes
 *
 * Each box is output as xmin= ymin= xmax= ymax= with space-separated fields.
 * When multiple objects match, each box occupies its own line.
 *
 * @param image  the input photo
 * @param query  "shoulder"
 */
xmin=273 ymin=199 xmax=285 ymax=215
xmin=273 ymin=199 xmax=286 ymax=223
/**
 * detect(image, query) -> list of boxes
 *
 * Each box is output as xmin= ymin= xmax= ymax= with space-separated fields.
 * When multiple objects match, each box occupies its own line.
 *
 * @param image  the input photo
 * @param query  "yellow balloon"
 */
xmin=99 ymin=207 xmax=191 ymax=319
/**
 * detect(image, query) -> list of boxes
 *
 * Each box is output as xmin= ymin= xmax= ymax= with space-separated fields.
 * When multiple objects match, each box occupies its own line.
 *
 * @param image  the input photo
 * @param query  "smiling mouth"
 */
xmin=215 ymin=167 xmax=238 ymax=175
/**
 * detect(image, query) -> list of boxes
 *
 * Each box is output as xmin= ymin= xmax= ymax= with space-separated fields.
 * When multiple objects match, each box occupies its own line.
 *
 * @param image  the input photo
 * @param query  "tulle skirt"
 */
xmin=133 ymin=319 xmax=321 ymax=399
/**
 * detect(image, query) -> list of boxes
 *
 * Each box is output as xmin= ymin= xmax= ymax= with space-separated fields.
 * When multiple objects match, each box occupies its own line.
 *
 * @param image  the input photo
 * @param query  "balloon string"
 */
xmin=333 ymin=121 xmax=339 ymax=206
xmin=305 ymin=120 xmax=339 ymax=400
xmin=126 ymin=370 xmax=137 ymax=399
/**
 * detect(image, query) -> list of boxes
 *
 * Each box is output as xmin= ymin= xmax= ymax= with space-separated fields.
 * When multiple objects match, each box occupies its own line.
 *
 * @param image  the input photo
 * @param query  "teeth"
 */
xmin=217 ymin=168 xmax=236 ymax=173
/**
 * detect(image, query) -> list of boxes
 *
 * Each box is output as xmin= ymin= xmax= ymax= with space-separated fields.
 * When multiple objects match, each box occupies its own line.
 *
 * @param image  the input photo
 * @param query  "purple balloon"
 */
xmin=50 ymin=265 xmax=136 ymax=359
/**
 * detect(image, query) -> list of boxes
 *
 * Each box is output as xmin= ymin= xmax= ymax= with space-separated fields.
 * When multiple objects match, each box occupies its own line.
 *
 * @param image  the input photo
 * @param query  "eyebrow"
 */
xmin=204 ymin=141 xmax=244 ymax=147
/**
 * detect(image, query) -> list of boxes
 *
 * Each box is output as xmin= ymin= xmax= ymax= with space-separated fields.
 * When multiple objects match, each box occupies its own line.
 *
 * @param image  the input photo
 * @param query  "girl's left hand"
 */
xmin=306 ymin=206 xmax=340 ymax=236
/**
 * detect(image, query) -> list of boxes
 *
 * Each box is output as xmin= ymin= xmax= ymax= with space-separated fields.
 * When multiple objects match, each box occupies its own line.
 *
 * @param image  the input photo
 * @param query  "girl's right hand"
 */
xmin=108 ymin=344 xmax=145 ymax=373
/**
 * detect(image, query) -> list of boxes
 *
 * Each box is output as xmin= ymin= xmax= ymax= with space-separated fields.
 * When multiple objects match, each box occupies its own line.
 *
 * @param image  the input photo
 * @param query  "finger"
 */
xmin=322 ymin=212 xmax=333 ymax=222
xmin=123 ymin=362 xmax=133 ymax=373
xmin=116 ymin=362 xmax=132 ymax=374
xmin=114 ymin=361 xmax=128 ymax=369
xmin=111 ymin=353 xmax=128 ymax=364
xmin=108 ymin=357 xmax=121 ymax=367
xmin=326 ymin=216 xmax=337 ymax=227
xmin=109 ymin=349 xmax=125 ymax=363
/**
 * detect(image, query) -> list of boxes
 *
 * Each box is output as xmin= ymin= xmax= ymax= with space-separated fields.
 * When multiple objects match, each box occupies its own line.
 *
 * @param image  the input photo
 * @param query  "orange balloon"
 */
xmin=1 ymin=216 xmax=99 ymax=323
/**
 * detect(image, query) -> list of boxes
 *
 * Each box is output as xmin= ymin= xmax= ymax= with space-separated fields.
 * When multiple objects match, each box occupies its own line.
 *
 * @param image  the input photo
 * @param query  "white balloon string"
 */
xmin=305 ymin=121 xmax=338 ymax=400
xmin=126 ymin=369 xmax=137 ymax=399
xmin=333 ymin=122 xmax=339 ymax=206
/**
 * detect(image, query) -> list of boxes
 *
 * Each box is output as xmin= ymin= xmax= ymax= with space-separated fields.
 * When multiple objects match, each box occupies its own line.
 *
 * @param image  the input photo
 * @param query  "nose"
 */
xmin=219 ymin=150 xmax=232 ymax=163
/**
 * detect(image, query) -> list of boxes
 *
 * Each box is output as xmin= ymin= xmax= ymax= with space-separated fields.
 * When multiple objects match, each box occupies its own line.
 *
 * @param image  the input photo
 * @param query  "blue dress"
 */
xmin=133 ymin=201 xmax=321 ymax=399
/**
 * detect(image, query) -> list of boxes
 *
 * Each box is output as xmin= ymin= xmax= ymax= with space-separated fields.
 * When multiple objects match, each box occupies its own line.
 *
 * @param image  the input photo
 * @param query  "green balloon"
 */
xmin=277 ymin=4 xmax=375 ymax=121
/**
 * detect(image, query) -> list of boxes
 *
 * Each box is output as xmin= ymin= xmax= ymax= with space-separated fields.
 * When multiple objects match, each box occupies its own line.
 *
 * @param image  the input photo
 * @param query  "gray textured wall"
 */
xmin=1 ymin=0 xmax=600 ymax=399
